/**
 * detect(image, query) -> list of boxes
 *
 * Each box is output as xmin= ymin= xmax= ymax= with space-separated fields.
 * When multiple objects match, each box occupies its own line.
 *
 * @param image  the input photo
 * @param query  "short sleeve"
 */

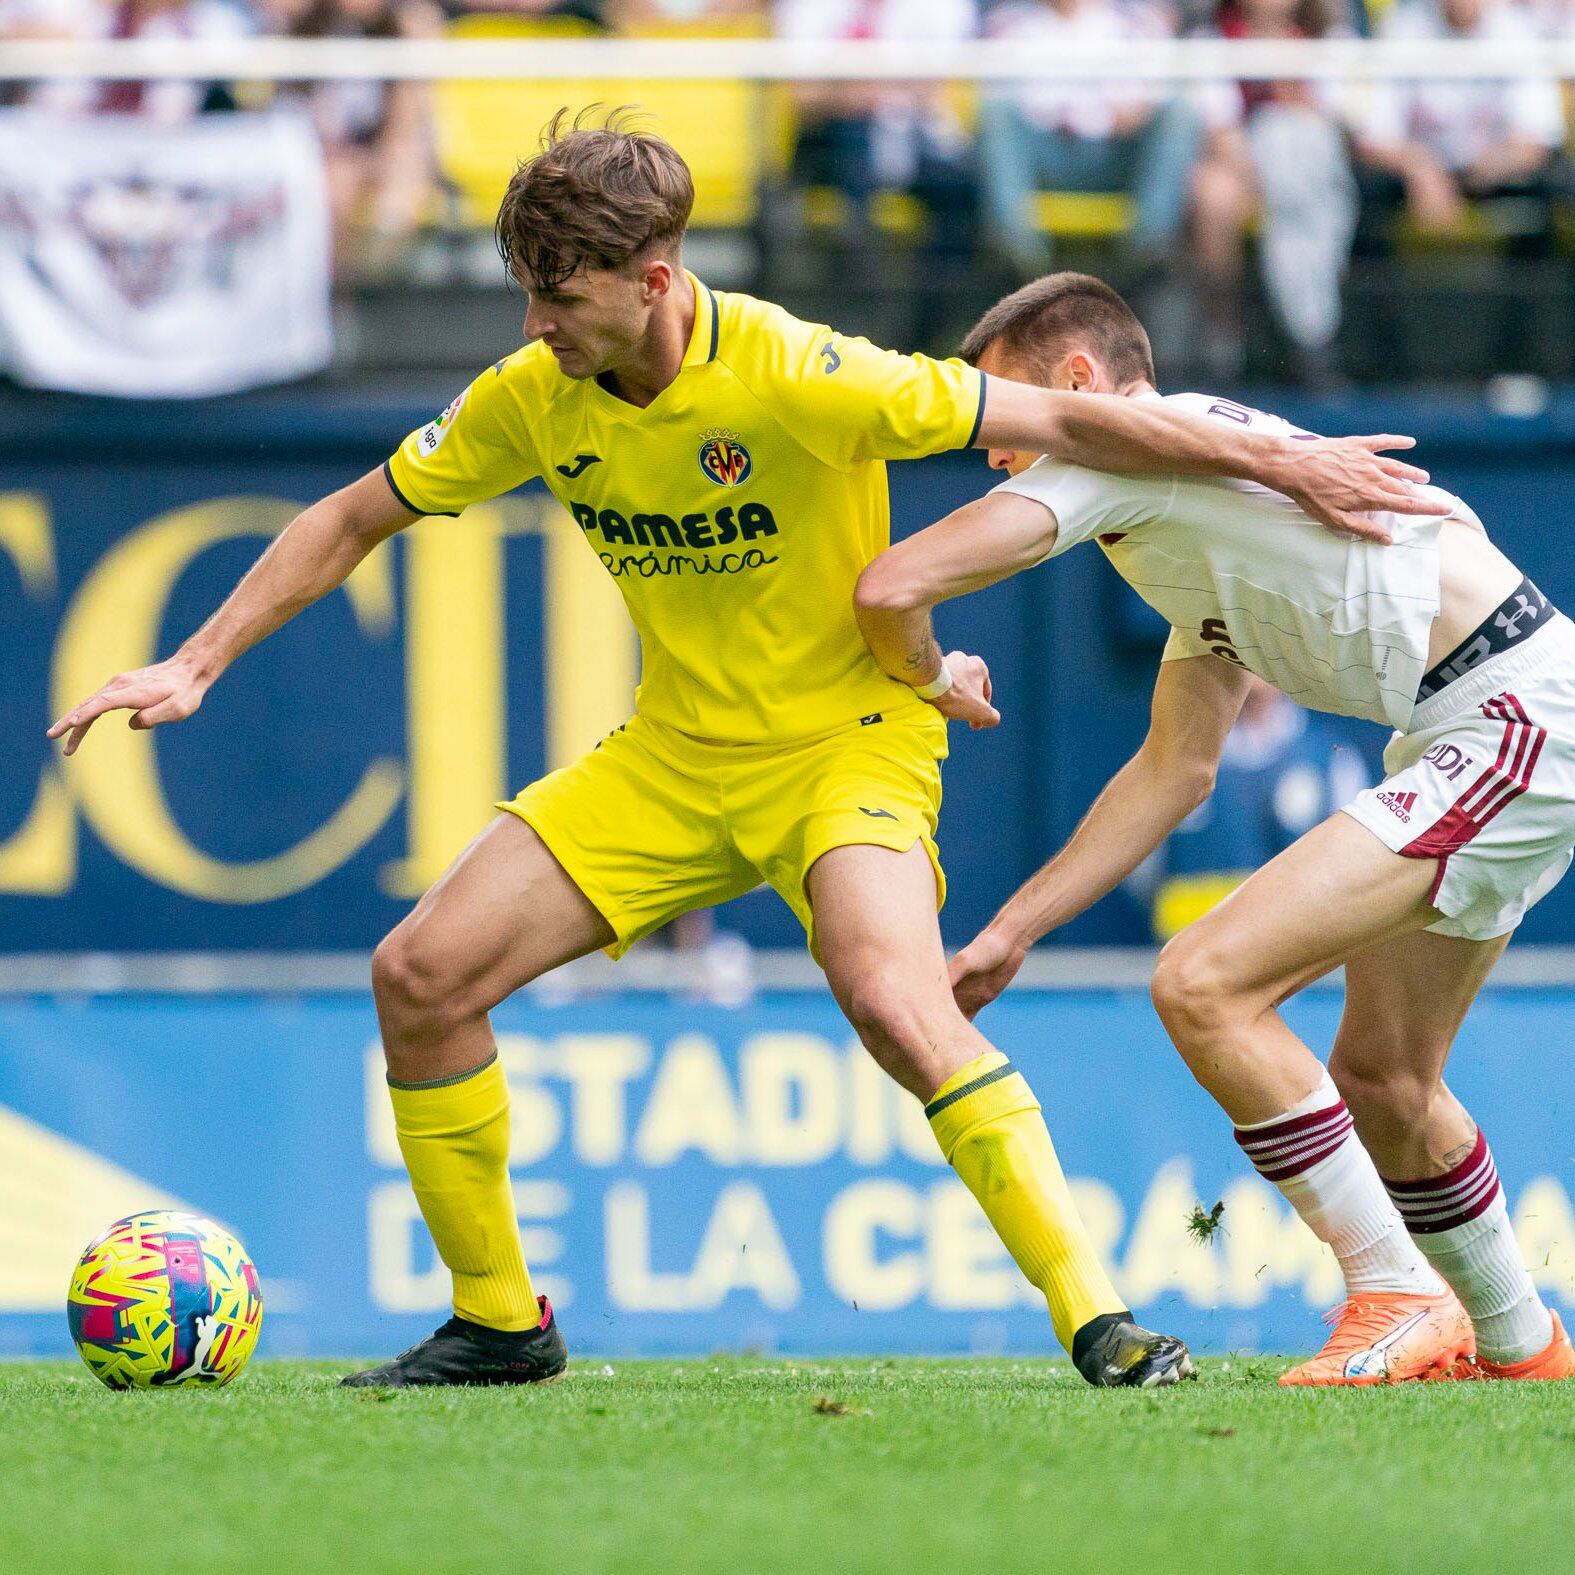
xmin=385 ymin=367 xmax=539 ymax=518
xmin=990 ymin=455 xmax=1177 ymax=558
xmin=767 ymin=325 xmax=987 ymax=470
xmin=1162 ymin=625 xmax=1215 ymax=663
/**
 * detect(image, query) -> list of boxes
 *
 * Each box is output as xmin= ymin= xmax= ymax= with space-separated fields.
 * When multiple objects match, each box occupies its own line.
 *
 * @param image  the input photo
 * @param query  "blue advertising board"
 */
xmin=2 ymin=985 xmax=1570 ymax=1359
xmin=5 ymin=389 xmax=1575 ymax=951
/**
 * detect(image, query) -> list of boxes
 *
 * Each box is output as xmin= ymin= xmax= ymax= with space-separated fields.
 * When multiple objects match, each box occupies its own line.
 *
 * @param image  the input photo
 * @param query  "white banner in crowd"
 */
xmin=0 ymin=109 xmax=331 ymax=398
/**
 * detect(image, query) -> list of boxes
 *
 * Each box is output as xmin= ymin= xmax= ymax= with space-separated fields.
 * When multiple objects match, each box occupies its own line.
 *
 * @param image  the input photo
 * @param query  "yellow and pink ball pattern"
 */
xmin=67 ymin=1211 xmax=263 ymax=1390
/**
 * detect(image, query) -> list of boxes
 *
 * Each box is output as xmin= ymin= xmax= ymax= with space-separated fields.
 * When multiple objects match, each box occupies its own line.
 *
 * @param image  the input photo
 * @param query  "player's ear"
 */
xmin=640 ymin=257 xmax=674 ymax=302
xmin=1066 ymin=352 xmax=1097 ymax=392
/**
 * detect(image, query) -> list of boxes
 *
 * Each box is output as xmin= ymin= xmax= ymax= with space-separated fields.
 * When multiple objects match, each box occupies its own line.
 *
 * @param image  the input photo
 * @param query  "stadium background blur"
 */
xmin=2 ymin=3 xmax=1573 ymax=1362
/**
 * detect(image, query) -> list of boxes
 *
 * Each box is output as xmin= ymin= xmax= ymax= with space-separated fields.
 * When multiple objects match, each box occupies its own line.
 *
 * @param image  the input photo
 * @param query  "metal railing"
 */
xmin=3 ymin=36 xmax=1574 ymax=84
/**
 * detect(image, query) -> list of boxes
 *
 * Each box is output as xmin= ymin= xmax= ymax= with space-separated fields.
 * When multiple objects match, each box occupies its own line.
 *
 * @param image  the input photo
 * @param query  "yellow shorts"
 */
xmin=500 ymin=705 xmax=948 ymax=960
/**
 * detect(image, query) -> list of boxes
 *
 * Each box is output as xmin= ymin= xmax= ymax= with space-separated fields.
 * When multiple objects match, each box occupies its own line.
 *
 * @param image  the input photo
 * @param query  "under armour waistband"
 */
xmin=1417 ymin=575 xmax=1554 ymax=703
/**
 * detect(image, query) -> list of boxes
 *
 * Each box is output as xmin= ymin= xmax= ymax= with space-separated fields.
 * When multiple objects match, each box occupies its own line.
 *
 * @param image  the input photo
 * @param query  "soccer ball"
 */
xmin=67 ymin=1210 xmax=264 ymax=1390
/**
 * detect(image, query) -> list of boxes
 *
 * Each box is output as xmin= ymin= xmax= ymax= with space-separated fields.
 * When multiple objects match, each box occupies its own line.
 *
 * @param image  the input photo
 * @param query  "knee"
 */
xmin=842 ymin=975 xmax=943 ymax=1079
xmin=372 ymin=924 xmax=476 ymax=1037
xmin=1149 ymin=936 xmax=1244 ymax=1055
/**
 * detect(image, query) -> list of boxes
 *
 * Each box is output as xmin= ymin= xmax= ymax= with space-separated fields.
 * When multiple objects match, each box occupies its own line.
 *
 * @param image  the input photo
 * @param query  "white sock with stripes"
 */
xmin=1234 ymin=1072 xmax=1445 ymax=1297
xmin=1384 ymin=1129 xmax=1553 ymax=1365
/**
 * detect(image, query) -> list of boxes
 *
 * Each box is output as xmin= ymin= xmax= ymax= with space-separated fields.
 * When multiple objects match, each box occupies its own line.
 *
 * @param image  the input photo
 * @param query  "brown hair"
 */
xmin=495 ymin=107 xmax=695 ymax=290
xmin=960 ymin=272 xmax=1156 ymax=388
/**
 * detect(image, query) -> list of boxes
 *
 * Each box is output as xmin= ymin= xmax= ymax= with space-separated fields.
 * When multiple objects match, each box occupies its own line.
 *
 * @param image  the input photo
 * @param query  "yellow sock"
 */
xmin=388 ymin=1052 xmax=539 ymax=1332
xmin=927 ymin=1050 xmax=1126 ymax=1354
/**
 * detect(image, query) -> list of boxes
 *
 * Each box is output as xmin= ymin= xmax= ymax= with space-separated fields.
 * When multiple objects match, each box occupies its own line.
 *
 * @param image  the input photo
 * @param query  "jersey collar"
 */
xmin=584 ymin=272 xmax=718 ymax=424
xmin=680 ymin=271 xmax=720 ymax=370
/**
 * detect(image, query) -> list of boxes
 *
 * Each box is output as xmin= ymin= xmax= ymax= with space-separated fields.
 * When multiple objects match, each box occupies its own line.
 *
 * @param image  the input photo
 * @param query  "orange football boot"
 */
xmin=1278 ymin=1289 xmax=1475 ymax=1387
xmin=1457 ymin=1311 xmax=1575 ymax=1381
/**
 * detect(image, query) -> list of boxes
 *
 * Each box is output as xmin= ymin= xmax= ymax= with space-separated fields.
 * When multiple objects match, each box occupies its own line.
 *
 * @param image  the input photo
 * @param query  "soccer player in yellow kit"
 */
xmin=50 ymin=118 xmax=1434 ymax=1388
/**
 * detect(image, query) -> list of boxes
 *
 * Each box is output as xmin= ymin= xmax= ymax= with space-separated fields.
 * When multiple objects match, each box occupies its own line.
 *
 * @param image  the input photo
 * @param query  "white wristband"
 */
xmin=914 ymin=660 xmax=954 ymax=701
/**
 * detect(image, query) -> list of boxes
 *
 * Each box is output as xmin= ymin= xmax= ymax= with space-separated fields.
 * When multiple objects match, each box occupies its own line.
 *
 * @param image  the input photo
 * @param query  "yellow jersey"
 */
xmin=385 ymin=275 xmax=985 ymax=743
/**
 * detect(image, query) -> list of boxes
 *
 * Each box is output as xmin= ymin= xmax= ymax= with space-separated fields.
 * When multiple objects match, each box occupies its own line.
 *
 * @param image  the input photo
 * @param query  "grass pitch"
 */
xmin=3 ymin=1357 xmax=1571 ymax=1573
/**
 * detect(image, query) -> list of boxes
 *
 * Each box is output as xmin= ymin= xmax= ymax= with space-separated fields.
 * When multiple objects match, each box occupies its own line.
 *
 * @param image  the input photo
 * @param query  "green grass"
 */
xmin=3 ymin=1358 xmax=1572 ymax=1573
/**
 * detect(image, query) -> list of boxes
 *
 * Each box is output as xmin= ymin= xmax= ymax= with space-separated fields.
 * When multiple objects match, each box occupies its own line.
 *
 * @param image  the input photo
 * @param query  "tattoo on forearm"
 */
xmin=901 ymin=641 xmax=939 ymax=674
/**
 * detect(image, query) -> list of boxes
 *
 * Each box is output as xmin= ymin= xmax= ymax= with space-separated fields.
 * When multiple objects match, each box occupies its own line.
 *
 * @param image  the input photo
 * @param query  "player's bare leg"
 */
xmin=1328 ymin=929 xmax=1503 ymax=1179
xmin=1331 ymin=932 xmax=1571 ymax=1378
xmin=810 ymin=841 xmax=1192 ymax=1386
xmin=373 ymin=813 xmax=615 ymax=1083
xmin=343 ymin=815 xmax=616 ymax=1388
xmin=1149 ymin=811 xmax=1475 ymax=1384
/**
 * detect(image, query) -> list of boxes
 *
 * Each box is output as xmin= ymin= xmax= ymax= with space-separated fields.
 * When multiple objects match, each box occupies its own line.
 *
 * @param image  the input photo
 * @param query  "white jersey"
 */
xmin=994 ymin=392 xmax=1465 ymax=730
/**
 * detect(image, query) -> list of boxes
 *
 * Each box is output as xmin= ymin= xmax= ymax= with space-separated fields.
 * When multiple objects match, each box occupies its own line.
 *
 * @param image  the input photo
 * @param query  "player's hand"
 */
xmin=47 ymin=655 xmax=210 ymax=757
xmin=950 ymin=927 xmax=1027 ymax=1020
xmin=1272 ymin=435 xmax=1451 ymax=545
xmin=927 ymin=650 xmax=1000 ymax=730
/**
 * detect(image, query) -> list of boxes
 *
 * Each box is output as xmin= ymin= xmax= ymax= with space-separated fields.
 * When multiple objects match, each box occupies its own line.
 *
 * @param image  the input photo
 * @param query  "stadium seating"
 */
xmin=432 ymin=15 xmax=768 ymax=235
xmin=421 ymin=20 xmax=1571 ymax=376
xmin=436 ymin=31 xmax=1137 ymax=252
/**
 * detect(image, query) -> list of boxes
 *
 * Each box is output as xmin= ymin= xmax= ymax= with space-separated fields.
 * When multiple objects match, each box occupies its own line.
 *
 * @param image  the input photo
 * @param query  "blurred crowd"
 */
xmin=781 ymin=0 xmax=1574 ymax=380
xmin=2 ymin=0 xmax=1574 ymax=378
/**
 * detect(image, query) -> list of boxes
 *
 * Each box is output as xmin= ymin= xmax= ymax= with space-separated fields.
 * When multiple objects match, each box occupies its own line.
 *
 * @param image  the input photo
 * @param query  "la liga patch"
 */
xmin=418 ymin=390 xmax=466 ymax=456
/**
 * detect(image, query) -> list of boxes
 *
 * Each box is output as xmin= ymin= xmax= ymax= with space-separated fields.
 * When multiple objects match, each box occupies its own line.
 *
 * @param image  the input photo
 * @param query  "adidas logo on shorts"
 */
xmin=1376 ymin=789 xmax=1419 ymax=822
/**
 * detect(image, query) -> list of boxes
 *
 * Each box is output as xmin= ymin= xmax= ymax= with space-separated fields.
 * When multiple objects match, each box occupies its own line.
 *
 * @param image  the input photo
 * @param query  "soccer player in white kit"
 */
xmin=855 ymin=273 xmax=1575 ymax=1385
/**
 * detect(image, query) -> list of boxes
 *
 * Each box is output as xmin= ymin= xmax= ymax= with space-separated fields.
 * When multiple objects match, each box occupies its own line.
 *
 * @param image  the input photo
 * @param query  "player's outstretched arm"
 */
xmin=949 ymin=654 xmax=1254 ymax=1020
xmin=974 ymin=377 xmax=1450 ymax=544
xmin=47 ymin=468 xmax=417 ymax=756
xmin=855 ymin=491 xmax=1061 ymax=729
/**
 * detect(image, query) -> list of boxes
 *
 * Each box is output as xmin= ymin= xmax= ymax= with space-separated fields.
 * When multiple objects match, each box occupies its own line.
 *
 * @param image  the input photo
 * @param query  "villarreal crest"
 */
xmin=697 ymin=431 xmax=752 ymax=487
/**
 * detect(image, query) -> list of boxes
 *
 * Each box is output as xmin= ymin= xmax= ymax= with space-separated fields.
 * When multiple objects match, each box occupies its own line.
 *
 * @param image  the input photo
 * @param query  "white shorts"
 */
xmin=1344 ymin=612 xmax=1575 ymax=942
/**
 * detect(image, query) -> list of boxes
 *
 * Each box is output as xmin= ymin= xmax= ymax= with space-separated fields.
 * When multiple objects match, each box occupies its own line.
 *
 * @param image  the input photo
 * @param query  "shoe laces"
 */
xmin=1318 ymin=1297 xmax=1405 ymax=1351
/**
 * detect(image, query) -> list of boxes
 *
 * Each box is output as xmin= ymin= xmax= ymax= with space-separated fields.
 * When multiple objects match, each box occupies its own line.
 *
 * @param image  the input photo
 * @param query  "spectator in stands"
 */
xmin=1354 ymin=0 xmax=1567 ymax=246
xmin=1531 ymin=0 xmax=1575 ymax=193
xmin=0 ymin=0 xmax=100 ymax=110
xmin=1189 ymin=0 xmax=1358 ymax=384
xmin=1139 ymin=678 xmax=1374 ymax=941
xmin=4 ymin=0 xmax=254 ymax=119
xmin=774 ymin=0 xmax=981 ymax=343
xmin=95 ymin=0 xmax=255 ymax=122
xmin=260 ymin=0 xmax=441 ymax=271
xmin=978 ymin=0 xmax=1204 ymax=280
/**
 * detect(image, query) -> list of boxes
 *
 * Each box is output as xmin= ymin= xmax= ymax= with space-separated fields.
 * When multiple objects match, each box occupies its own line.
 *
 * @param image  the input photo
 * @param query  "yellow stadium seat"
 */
xmin=1032 ymin=191 xmax=1132 ymax=238
xmin=796 ymin=185 xmax=1132 ymax=241
xmin=432 ymin=15 xmax=767 ymax=233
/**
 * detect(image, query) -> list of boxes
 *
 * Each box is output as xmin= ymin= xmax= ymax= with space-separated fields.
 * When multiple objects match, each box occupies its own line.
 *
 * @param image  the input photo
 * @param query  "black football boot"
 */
xmin=340 ymin=1296 xmax=568 ymax=1389
xmin=1073 ymin=1313 xmax=1195 ymax=1388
